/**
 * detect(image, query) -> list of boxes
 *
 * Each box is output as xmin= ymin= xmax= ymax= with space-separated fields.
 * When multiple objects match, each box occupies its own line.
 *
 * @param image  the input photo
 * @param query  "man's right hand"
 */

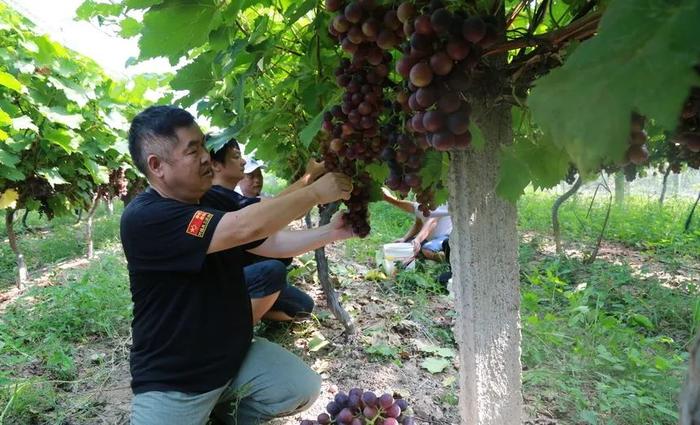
xmin=309 ymin=173 xmax=353 ymax=204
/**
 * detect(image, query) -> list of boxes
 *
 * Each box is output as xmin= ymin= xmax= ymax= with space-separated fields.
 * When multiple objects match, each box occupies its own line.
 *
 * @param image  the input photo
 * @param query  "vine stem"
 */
xmin=484 ymin=11 xmax=602 ymax=57
xmin=552 ymin=176 xmax=582 ymax=255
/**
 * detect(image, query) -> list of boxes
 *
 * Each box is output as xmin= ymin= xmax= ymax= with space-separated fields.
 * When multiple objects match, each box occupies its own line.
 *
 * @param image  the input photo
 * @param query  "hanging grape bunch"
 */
xmin=299 ymin=389 xmax=415 ymax=425
xmin=380 ymin=106 xmax=437 ymax=215
xmin=625 ymin=112 xmax=649 ymax=165
xmin=101 ymin=168 xmax=128 ymax=200
xmin=323 ymin=0 xmax=406 ymax=237
xmin=671 ymin=86 xmax=700 ymax=169
xmin=395 ymin=1 xmax=496 ymax=151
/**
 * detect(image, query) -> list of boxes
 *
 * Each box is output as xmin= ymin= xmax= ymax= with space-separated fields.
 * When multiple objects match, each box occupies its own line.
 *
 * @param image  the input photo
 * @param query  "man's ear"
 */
xmin=211 ymin=160 xmax=223 ymax=173
xmin=147 ymin=154 xmax=164 ymax=179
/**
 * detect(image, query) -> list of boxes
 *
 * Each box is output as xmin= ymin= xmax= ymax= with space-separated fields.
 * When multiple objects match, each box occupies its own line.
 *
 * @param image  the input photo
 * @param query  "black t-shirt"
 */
xmin=120 ymin=187 xmax=264 ymax=394
xmin=202 ymin=184 xmax=261 ymax=211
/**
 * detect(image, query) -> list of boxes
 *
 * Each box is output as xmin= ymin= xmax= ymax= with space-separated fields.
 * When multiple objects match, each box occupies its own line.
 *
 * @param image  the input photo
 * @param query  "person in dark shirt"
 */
xmin=204 ymin=137 xmax=323 ymax=322
xmin=121 ymin=105 xmax=354 ymax=425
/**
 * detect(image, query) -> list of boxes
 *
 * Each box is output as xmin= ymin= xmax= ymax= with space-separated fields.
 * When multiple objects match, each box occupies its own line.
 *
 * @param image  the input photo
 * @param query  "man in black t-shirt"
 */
xmin=205 ymin=137 xmax=323 ymax=322
xmin=121 ymin=105 xmax=353 ymax=425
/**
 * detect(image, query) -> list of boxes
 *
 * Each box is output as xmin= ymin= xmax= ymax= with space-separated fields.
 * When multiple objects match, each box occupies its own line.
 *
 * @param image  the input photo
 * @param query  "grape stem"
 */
xmin=484 ymin=11 xmax=601 ymax=58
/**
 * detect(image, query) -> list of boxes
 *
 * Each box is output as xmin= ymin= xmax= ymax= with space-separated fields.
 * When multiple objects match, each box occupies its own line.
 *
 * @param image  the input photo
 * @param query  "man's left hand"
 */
xmin=329 ymin=210 xmax=355 ymax=240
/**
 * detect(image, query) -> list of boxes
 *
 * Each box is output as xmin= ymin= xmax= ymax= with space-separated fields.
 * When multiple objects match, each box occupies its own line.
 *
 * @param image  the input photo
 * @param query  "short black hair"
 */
xmin=208 ymin=137 xmax=240 ymax=164
xmin=128 ymin=105 xmax=196 ymax=175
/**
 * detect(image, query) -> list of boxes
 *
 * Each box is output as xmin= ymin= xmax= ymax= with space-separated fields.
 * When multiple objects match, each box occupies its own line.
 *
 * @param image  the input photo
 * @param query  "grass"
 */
xmin=0 ymin=204 xmax=123 ymax=289
xmin=518 ymin=192 xmax=700 ymax=263
xmin=0 ymin=252 xmax=131 ymax=424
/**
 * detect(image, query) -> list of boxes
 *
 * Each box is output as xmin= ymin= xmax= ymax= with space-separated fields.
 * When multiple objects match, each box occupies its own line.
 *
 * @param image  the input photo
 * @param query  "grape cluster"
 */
xmin=625 ymin=112 xmax=649 ymax=165
xmin=395 ymin=1 xmax=495 ymax=151
xmin=18 ymin=176 xmax=56 ymax=219
xmin=380 ymin=109 xmax=437 ymax=215
xmin=324 ymin=0 xmax=406 ymax=236
xmin=300 ymin=388 xmax=415 ymax=425
xmin=671 ymin=87 xmax=700 ymax=169
xmin=102 ymin=168 xmax=128 ymax=200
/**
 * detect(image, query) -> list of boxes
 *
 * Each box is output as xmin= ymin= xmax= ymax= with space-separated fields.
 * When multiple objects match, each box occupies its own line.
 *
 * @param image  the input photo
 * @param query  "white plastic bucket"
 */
xmin=382 ymin=242 xmax=415 ymax=275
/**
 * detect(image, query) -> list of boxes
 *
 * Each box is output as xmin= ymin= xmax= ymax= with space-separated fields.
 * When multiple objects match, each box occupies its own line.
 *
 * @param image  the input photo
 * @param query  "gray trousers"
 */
xmin=130 ymin=338 xmax=321 ymax=425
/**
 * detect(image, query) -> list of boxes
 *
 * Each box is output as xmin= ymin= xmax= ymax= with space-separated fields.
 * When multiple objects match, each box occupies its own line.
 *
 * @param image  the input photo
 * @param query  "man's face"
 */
xmin=156 ymin=125 xmax=212 ymax=201
xmin=212 ymin=147 xmax=246 ymax=183
xmin=240 ymin=168 xmax=263 ymax=197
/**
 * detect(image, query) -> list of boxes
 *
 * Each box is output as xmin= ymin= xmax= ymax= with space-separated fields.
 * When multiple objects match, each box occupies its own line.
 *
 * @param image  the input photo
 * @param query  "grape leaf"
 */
xmin=38 ymin=106 xmax=84 ymax=129
xmin=496 ymin=135 xmax=570 ymax=202
xmin=366 ymin=163 xmax=389 ymax=184
xmin=171 ymin=52 xmax=216 ymax=106
xmin=0 ymin=188 xmax=19 ymax=209
xmin=139 ymin=0 xmax=220 ymax=63
xmin=0 ymin=71 xmax=23 ymax=93
xmin=76 ymin=0 xmax=123 ymax=20
xmin=12 ymin=116 xmax=38 ymax=133
xmin=125 ymin=0 xmax=163 ymax=10
xmin=44 ymin=128 xmax=81 ymax=153
xmin=0 ymin=108 xmax=11 ymax=126
xmin=299 ymin=109 xmax=325 ymax=148
xmin=529 ymin=0 xmax=700 ymax=173
xmin=119 ymin=17 xmax=142 ymax=38
xmin=37 ymin=168 xmax=69 ymax=186
xmin=284 ymin=0 xmax=316 ymax=24
xmin=420 ymin=357 xmax=451 ymax=374
xmin=0 ymin=148 xmax=19 ymax=167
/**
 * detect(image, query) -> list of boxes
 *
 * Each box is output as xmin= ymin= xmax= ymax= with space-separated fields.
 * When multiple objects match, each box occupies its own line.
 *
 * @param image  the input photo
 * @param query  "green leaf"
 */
xmin=38 ymin=168 xmax=69 ymax=186
xmin=299 ymin=109 xmax=325 ymax=148
xmin=205 ymin=126 xmax=238 ymax=153
xmin=125 ymin=0 xmax=163 ymax=9
xmin=496 ymin=135 xmax=570 ymax=202
xmin=76 ymin=0 xmax=123 ymax=20
xmin=12 ymin=116 xmax=38 ymax=133
xmin=0 ymin=129 xmax=8 ymax=141
xmin=119 ymin=17 xmax=142 ymax=38
xmin=139 ymin=0 xmax=220 ymax=63
xmin=0 ymin=148 xmax=20 ymax=167
xmin=38 ymin=106 xmax=85 ymax=129
xmin=44 ymin=127 xmax=81 ymax=153
xmin=83 ymin=158 xmax=109 ymax=184
xmin=529 ymin=0 xmax=700 ymax=173
xmin=0 ymin=71 xmax=23 ymax=93
xmin=0 ymin=108 xmax=11 ymax=126
xmin=307 ymin=332 xmax=329 ymax=352
xmin=171 ymin=52 xmax=216 ymax=105
xmin=285 ymin=0 xmax=316 ymax=24
xmin=420 ymin=150 xmax=448 ymax=189
xmin=366 ymin=163 xmax=389 ymax=183
xmin=0 ymin=165 xmax=25 ymax=181
xmin=630 ymin=313 xmax=654 ymax=330
xmin=420 ymin=357 xmax=450 ymax=374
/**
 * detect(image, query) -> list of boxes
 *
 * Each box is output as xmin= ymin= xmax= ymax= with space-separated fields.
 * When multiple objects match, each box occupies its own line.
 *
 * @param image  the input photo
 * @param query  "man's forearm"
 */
xmin=247 ymin=225 xmax=343 ymax=258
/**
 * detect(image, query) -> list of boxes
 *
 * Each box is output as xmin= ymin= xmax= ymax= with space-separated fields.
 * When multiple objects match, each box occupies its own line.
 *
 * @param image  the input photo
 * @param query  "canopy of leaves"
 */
xmin=77 ymin=0 xmax=700 ymax=201
xmin=0 ymin=3 xmax=163 ymax=217
xmin=529 ymin=0 xmax=700 ymax=174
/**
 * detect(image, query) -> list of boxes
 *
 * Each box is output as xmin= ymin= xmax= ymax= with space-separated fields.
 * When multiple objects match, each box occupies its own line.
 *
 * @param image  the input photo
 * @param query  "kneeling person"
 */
xmin=206 ymin=137 xmax=322 ymax=322
xmin=122 ymin=106 xmax=354 ymax=424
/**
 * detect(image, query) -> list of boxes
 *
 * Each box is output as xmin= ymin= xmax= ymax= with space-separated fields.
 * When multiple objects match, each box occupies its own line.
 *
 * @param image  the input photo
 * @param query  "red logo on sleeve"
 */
xmin=186 ymin=210 xmax=214 ymax=238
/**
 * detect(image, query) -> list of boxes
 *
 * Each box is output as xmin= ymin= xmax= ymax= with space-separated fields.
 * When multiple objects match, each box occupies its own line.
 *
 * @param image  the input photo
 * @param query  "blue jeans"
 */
xmin=130 ymin=338 xmax=321 ymax=425
xmin=244 ymin=260 xmax=314 ymax=318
